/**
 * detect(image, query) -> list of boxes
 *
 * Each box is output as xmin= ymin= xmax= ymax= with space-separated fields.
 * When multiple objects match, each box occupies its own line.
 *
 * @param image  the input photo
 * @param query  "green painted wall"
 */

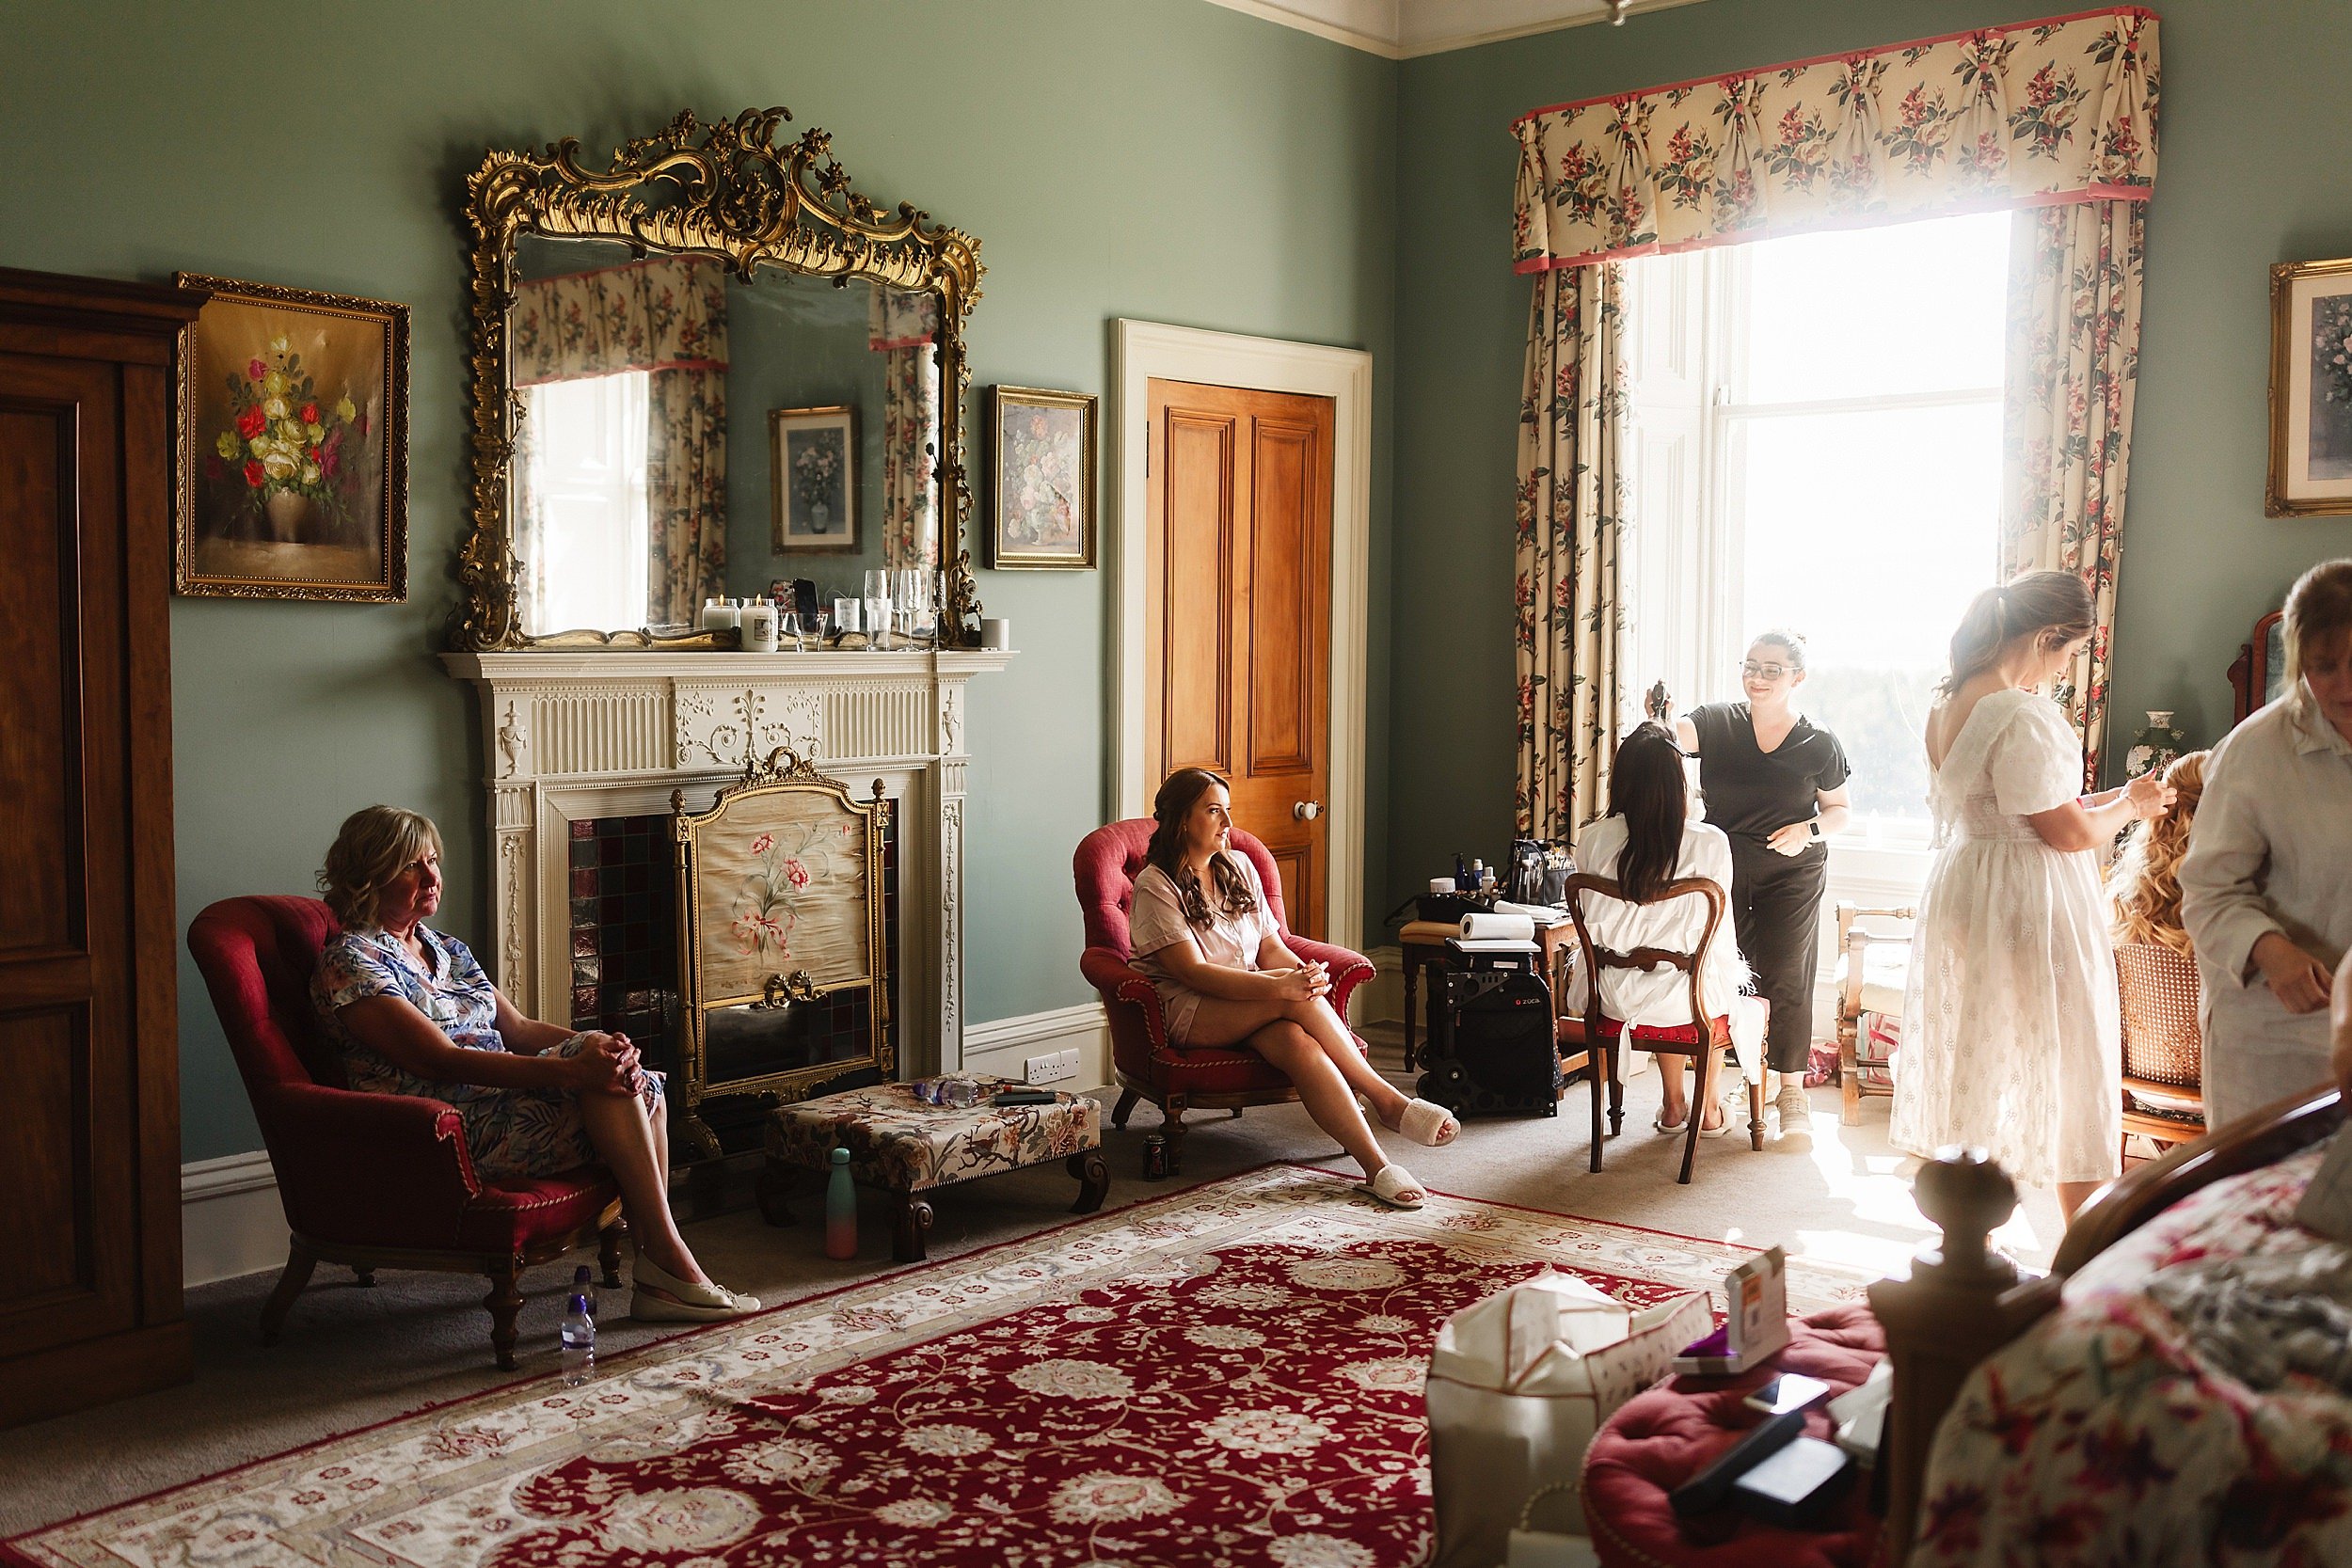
xmin=1389 ymin=0 xmax=2352 ymax=915
xmin=2 ymin=0 xmax=1395 ymax=1162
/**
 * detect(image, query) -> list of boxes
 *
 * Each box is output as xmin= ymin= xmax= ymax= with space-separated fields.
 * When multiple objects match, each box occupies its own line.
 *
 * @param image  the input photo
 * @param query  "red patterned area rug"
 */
xmin=8 ymin=1164 xmax=1867 ymax=1568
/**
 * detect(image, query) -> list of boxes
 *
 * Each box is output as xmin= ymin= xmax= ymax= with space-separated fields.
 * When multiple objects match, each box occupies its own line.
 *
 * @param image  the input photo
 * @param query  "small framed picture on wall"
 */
xmin=771 ymin=404 xmax=859 ymax=551
xmin=173 ymin=272 xmax=409 ymax=600
xmin=989 ymin=385 xmax=1097 ymax=569
xmin=2268 ymin=256 xmax=2352 ymax=516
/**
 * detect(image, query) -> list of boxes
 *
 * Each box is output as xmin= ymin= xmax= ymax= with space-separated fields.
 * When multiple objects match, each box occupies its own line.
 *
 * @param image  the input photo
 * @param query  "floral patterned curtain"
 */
xmin=1512 ymin=8 xmax=2158 ymax=273
xmin=1516 ymin=264 xmax=1629 ymax=838
xmin=646 ymin=369 xmax=727 ymax=628
xmin=870 ymin=291 xmax=940 ymax=571
xmin=2000 ymin=198 xmax=2145 ymax=785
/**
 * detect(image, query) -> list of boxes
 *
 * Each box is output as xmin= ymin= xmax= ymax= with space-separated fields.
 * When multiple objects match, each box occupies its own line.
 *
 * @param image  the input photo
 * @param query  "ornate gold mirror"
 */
xmin=671 ymin=749 xmax=894 ymax=1158
xmin=453 ymin=107 xmax=985 ymax=650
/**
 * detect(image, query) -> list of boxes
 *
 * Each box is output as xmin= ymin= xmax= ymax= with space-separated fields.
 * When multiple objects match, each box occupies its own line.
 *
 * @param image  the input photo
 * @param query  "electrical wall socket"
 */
xmin=1024 ymin=1047 xmax=1079 ymax=1085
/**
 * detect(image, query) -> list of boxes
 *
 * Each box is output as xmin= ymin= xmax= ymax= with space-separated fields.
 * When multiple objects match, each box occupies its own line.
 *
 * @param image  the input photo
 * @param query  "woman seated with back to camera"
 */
xmin=1128 ymin=767 xmax=1458 ymax=1211
xmin=1568 ymin=722 xmax=1767 ymax=1135
xmin=310 ymin=804 xmax=756 ymax=1323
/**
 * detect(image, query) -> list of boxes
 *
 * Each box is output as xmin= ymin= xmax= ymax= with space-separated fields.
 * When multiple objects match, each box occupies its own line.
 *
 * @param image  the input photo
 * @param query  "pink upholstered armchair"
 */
xmin=186 ymin=895 xmax=624 ymax=1370
xmin=1074 ymin=821 xmax=1375 ymax=1171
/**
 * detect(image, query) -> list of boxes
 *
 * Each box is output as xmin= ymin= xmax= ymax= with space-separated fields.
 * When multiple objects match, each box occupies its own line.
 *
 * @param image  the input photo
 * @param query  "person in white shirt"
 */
xmin=1127 ymin=767 xmax=1458 ymax=1209
xmin=1568 ymin=722 xmax=1766 ymax=1134
xmin=2181 ymin=558 xmax=2352 ymax=1129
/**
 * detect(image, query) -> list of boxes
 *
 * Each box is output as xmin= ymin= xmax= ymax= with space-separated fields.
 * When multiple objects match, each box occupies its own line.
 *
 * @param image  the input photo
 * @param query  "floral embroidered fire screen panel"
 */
xmin=1509 ymin=8 xmax=2159 ymax=827
xmin=673 ymin=757 xmax=895 ymax=1157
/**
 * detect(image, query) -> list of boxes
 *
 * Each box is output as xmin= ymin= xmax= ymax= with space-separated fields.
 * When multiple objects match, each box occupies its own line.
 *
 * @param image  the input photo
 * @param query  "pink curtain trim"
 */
xmin=1510 ymin=184 xmax=2150 ymax=275
xmin=1508 ymin=4 xmax=2160 ymax=128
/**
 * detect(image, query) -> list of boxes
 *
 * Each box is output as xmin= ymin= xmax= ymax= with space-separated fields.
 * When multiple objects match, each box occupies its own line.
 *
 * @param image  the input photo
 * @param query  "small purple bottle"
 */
xmin=824 ymin=1146 xmax=857 ymax=1259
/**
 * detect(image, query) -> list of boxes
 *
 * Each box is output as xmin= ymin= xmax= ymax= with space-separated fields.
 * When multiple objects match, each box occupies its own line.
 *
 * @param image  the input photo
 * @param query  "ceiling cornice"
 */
xmin=1200 ymin=0 xmax=1718 ymax=59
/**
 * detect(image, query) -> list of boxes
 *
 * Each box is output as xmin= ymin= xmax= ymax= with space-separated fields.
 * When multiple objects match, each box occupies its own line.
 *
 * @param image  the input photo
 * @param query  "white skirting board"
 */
xmin=180 ymin=1004 xmax=1119 ymax=1290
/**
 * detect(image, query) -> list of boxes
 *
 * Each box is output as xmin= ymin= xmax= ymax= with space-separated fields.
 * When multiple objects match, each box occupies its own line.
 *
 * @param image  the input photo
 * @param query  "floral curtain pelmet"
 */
xmin=1512 ymin=8 xmax=2157 ymax=271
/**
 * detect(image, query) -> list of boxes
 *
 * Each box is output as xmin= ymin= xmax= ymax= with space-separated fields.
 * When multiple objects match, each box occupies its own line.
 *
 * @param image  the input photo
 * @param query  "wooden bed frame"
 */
xmin=1872 ymin=1083 xmax=2344 ymax=1565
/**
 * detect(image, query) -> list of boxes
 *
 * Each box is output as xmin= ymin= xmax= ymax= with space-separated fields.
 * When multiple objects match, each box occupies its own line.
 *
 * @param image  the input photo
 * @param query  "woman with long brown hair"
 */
xmin=1127 ymin=767 xmax=1453 ymax=1208
xmin=1890 ymin=571 xmax=2172 ymax=1222
xmin=1567 ymin=722 xmax=1766 ymax=1134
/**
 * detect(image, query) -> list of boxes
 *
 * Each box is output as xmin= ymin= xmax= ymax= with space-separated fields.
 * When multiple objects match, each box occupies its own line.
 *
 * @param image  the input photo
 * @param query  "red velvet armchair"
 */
xmin=1074 ymin=821 xmax=1375 ymax=1170
xmin=186 ymin=895 xmax=624 ymax=1370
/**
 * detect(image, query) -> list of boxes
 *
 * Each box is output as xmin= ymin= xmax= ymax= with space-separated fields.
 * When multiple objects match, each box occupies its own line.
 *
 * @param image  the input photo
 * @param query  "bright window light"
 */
xmin=1625 ymin=211 xmax=2011 ymax=840
xmin=528 ymin=371 xmax=651 ymax=632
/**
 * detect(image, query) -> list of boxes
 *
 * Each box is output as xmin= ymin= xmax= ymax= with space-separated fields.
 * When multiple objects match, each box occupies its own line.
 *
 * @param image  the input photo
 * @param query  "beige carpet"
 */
xmin=0 ymin=1032 xmax=2059 ymax=1539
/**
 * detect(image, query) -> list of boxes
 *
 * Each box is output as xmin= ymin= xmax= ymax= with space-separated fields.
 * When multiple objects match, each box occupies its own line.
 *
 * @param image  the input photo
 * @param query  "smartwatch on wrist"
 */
xmin=1807 ymin=818 xmax=1822 ymax=842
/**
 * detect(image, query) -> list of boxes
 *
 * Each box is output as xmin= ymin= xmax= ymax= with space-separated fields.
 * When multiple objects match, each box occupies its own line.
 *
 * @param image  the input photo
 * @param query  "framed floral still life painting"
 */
xmin=173 ymin=273 xmax=407 ymax=599
xmin=989 ymin=385 xmax=1096 ymax=569
xmin=771 ymin=404 xmax=859 ymax=552
xmin=2268 ymin=257 xmax=2352 ymax=516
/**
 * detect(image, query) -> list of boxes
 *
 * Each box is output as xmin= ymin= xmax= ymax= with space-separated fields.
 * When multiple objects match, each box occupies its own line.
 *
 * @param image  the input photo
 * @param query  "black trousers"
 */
xmin=1726 ymin=835 xmax=1829 ymax=1076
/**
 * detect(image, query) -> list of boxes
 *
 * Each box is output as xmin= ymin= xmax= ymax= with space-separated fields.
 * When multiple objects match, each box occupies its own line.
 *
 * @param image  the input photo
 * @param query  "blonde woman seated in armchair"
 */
xmin=310 ymin=805 xmax=757 ymax=1323
xmin=1128 ymin=768 xmax=1455 ymax=1210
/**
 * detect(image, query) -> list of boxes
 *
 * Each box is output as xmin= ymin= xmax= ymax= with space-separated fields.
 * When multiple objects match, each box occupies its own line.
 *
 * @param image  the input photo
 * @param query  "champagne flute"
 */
xmin=778 ymin=610 xmax=803 ymax=652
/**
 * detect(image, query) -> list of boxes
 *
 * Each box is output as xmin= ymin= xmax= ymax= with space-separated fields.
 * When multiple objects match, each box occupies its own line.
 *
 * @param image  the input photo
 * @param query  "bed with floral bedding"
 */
xmin=1914 ymin=1139 xmax=2352 ymax=1566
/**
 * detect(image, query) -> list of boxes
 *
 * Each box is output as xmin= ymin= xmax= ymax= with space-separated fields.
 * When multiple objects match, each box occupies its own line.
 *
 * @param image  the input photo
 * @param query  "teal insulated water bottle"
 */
xmin=824 ymin=1146 xmax=857 ymax=1259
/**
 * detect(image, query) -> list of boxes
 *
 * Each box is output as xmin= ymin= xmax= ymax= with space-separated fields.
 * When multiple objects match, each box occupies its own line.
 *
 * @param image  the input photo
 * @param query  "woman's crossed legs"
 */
xmin=1183 ymin=992 xmax=1424 ymax=1196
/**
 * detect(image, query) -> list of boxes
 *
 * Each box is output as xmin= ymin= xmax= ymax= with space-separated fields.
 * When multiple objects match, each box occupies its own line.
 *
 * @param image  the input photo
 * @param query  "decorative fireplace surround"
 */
xmin=444 ymin=648 xmax=1012 ymax=1082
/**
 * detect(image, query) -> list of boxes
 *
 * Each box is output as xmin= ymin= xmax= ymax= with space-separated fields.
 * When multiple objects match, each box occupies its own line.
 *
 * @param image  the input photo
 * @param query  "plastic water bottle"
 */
xmin=824 ymin=1146 xmax=858 ymax=1259
xmin=571 ymin=1264 xmax=596 ymax=1320
xmin=561 ymin=1291 xmax=596 ymax=1385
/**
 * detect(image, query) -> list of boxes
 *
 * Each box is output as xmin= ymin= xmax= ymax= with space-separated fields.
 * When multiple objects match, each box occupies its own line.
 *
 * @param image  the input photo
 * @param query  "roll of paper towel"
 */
xmin=1460 ymin=911 xmax=1537 ymax=942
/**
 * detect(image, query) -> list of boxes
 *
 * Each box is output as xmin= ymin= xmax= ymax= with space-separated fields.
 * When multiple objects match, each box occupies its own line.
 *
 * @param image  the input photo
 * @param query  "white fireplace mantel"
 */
xmin=443 ymin=648 xmax=1013 ymax=1078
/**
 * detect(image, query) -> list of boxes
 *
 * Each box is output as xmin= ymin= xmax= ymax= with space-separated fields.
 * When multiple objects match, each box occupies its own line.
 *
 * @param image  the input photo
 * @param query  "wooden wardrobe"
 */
xmin=0 ymin=267 xmax=203 ymax=1427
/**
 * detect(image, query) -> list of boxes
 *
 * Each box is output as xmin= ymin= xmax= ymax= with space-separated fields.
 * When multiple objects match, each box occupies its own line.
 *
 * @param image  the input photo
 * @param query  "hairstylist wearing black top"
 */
xmin=1674 ymin=631 xmax=1852 ymax=1144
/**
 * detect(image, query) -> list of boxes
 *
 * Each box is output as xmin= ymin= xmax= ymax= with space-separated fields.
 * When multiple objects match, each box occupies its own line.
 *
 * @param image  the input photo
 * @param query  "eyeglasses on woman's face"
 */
xmin=1738 ymin=660 xmax=1793 ymax=681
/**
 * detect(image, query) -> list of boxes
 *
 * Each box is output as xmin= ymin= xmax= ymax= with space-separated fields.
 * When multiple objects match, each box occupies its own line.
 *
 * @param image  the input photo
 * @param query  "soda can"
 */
xmin=1140 ymin=1133 xmax=1168 ymax=1180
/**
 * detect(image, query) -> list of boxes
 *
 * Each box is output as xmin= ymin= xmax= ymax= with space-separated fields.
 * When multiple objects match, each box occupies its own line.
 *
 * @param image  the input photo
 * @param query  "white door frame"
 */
xmin=1111 ymin=319 xmax=1372 ymax=954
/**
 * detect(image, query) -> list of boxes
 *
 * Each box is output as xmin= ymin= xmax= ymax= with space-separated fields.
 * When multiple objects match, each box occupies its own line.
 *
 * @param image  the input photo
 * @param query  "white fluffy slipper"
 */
xmin=1395 ymin=1098 xmax=1460 ymax=1148
xmin=1356 ymin=1164 xmax=1427 ymax=1210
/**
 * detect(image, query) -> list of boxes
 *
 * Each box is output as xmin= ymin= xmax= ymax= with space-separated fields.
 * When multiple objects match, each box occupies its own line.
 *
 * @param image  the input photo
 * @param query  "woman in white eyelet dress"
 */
xmin=1890 ymin=573 xmax=2172 ymax=1219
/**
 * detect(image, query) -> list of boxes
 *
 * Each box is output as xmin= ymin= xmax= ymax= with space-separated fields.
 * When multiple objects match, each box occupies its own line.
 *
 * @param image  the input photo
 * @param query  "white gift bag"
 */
xmin=1424 ymin=1271 xmax=1710 ymax=1567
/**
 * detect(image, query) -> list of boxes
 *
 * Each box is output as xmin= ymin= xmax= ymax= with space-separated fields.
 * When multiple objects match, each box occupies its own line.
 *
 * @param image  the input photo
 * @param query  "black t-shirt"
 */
xmin=1685 ymin=703 xmax=1851 ymax=845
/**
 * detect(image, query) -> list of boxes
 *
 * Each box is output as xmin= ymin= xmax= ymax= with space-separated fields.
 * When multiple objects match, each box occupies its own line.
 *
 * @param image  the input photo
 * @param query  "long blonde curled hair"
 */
xmin=2108 ymin=751 xmax=2207 ymax=953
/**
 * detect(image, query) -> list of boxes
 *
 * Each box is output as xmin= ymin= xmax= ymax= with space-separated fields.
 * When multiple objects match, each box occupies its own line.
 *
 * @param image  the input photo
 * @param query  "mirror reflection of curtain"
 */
xmin=512 ymin=256 xmax=729 ymax=626
xmin=870 ymin=291 xmax=939 ymax=570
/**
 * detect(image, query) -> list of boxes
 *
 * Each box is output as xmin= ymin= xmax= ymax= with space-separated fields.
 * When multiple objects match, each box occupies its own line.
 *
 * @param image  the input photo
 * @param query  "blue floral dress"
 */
xmin=310 ymin=926 xmax=664 ymax=1180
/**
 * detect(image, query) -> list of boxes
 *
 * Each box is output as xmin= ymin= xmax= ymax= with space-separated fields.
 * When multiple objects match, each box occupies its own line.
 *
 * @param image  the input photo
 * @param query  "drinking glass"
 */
xmin=834 ymin=596 xmax=861 ymax=634
xmin=778 ymin=610 xmax=803 ymax=651
xmin=863 ymin=569 xmax=892 ymax=649
xmin=906 ymin=568 xmax=939 ymax=642
xmin=809 ymin=609 xmax=831 ymax=644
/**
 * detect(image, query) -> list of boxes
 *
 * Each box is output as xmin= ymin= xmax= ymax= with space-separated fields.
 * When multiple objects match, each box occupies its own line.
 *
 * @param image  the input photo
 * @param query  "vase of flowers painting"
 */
xmin=175 ymin=273 xmax=408 ymax=600
xmin=771 ymin=404 xmax=859 ymax=551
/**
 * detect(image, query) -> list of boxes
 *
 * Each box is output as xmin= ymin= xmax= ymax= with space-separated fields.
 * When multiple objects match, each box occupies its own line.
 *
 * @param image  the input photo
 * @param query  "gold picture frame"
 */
xmin=770 ymin=404 xmax=860 ymax=552
xmin=988 ymin=384 xmax=1098 ymax=569
xmin=173 ymin=273 xmax=408 ymax=600
xmin=671 ymin=749 xmax=893 ymax=1161
xmin=2267 ymin=256 xmax=2352 ymax=516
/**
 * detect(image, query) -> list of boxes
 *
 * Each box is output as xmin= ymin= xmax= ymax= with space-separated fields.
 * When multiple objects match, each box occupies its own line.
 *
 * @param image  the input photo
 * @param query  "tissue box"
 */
xmin=1425 ymin=1271 xmax=1709 ymax=1566
xmin=1671 ymin=1245 xmax=1790 ymax=1375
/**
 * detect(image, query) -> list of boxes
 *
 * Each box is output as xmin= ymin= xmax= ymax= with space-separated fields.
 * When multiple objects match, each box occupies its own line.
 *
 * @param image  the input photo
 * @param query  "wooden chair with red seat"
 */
xmin=1074 ymin=820 xmax=1375 ymax=1173
xmin=2115 ymin=940 xmax=2206 ymax=1162
xmin=186 ymin=895 xmax=625 ymax=1370
xmin=1562 ymin=872 xmax=1767 ymax=1183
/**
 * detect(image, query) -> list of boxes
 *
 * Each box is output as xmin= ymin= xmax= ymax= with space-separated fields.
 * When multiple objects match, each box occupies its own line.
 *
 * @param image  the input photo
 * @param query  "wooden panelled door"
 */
xmin=0 ymin=269 xmax=198 ymax=1427
xmin=1144 ymin=379 xmax=1334 ymax=938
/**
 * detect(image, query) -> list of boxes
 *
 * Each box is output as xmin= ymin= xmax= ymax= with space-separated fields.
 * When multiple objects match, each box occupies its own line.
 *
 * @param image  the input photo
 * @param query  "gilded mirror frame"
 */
xmin=454 ymin=106 xmax=985 ymax=650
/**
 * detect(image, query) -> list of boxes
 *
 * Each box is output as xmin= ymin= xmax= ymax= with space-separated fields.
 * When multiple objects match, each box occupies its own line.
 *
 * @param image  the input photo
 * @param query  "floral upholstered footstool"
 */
xmin=759 ymin=1077 xmax=1108 ymax=1261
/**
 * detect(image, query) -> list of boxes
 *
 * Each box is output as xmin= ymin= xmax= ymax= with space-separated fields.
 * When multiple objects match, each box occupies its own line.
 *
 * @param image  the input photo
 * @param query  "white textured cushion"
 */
xmin=1835 ymin=945 xmax=1910 ymax=1017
